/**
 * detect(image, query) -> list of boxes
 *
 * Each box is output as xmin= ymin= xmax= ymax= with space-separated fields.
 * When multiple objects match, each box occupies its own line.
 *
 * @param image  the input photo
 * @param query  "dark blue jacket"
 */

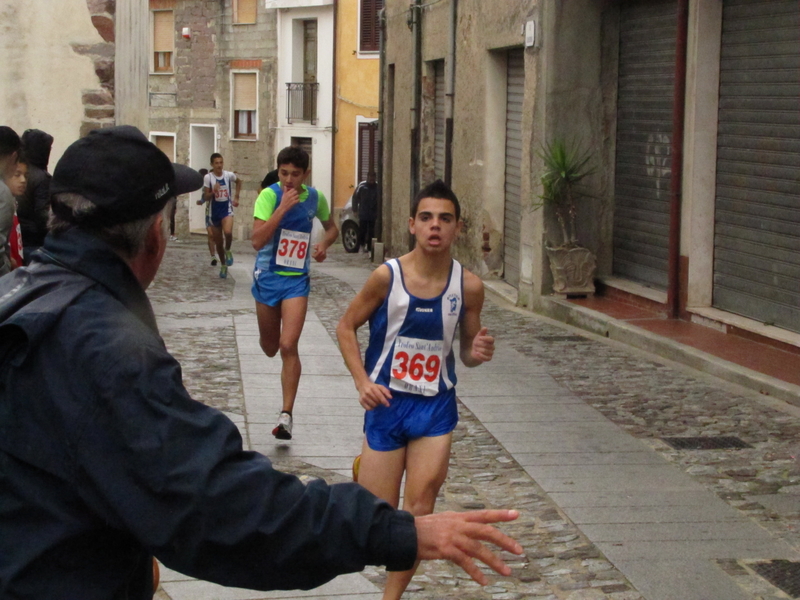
xmin=0 ymin=229 xmax=416 ymax=599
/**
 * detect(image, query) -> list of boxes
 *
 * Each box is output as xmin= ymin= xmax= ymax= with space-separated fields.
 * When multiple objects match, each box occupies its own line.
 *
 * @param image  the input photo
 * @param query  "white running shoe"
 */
xmin=272 ymin=412 xmax=293 ymax=440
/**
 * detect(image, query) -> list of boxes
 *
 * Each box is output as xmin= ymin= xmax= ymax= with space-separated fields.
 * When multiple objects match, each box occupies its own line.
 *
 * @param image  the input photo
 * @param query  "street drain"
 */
xmin=661 ymin=436 xmax=752 ymax=450
xmin=534 ymin=335 xmax=589 ymax=343
xmin=752 ymin=560 xmax=800 ymax=597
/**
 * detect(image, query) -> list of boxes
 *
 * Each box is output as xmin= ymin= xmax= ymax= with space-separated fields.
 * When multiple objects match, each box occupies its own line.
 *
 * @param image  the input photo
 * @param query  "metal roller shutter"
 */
xmin=503 ymin=49 xmax=524 ymax=289
xmin=433 ymin=60 xmax=445 ymax=181
xmin=612 ymin=0 xmax=677 ymax=290
xmin=713 ymin=0 xmax=800 ymax=333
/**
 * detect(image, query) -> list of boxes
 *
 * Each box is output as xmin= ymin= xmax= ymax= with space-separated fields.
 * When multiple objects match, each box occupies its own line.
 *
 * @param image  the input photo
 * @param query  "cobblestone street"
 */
xmin=151 ymin=236 xmax=800 ymax=600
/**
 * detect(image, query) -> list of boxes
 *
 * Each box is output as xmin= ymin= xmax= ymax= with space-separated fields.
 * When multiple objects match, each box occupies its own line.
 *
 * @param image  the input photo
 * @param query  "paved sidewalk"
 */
xmin=150 ymin=238 xmax=800 ymax=600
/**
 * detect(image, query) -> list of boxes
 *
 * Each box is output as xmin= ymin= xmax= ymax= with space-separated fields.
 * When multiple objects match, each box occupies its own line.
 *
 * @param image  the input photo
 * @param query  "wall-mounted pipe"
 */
xmin=667 ymin=0 xmax=689 ymax=318
xmin=444 ymin=0 xmax=457 ymax=186
xmin=409 ymin=0 xmax=422 ymax=250
xmin=377 ymin=7 xmax=386 ymax=241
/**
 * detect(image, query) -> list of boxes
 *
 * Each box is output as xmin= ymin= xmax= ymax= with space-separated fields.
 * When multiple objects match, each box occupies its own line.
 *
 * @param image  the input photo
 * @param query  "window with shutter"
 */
xmin=233 ymin=73 xmax=258 ymax=139
xmin=357 ymin=121 xmax=379 ymax=183
xmin=153 ymin=135 xmax=176 ymax=161
xmin=234 ymin=0 xmax=257 ymax=24
xmin=359 ymin=0 xmax=383 ymax=53
xmin=153 ymin=10 xmax=174 ymax=73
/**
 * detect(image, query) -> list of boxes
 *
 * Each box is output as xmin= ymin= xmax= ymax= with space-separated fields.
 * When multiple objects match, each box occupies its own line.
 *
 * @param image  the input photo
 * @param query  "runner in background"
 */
xmin=250 ymin=146 xmax=339 ymax=440
xmin=202 ymin=153 xmax=241 ymax=278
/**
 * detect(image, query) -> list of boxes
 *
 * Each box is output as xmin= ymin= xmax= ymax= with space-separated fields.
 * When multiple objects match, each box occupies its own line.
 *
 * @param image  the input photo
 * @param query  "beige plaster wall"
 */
xmin=334 ymin=0 xmax=379 ymax=210
xmin=383 ymin=0 xmax=537 ymax=269
xmin=0 ymin=0 xmax=105 ymax=164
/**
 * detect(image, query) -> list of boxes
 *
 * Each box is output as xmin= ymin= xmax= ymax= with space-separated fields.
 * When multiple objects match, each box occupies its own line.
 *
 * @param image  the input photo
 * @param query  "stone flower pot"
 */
xmin=546 ymin=246 xmax=596 ymax=296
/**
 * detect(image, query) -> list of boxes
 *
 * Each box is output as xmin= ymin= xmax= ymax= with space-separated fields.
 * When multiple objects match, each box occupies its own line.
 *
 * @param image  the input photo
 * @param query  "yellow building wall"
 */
xmin=334 ymin=0 xmax=380 ymax=210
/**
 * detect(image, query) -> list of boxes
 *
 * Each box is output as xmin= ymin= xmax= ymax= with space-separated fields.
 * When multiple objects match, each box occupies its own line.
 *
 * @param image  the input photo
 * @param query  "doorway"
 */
xmin=189 ymin=124 xmax=216 ymax=233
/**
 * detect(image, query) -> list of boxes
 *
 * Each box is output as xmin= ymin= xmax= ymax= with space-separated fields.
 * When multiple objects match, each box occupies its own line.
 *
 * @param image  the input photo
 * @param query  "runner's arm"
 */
xmin=311 ymin=217 xmax=339 ymax=262
xmin=336 ymin=266 xmax=393 ymax=409
xmin=459 ymin=270 xmax=494 ymax=367
xmin=233 ymin=176 xmax=242 ymax=206
xmin=251 ymin=188 xmax=300 ymax=251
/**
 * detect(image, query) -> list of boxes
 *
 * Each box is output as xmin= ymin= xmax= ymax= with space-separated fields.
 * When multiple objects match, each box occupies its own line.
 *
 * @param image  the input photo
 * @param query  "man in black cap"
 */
xmin=0 ymin=126 xmax=521 ymax=599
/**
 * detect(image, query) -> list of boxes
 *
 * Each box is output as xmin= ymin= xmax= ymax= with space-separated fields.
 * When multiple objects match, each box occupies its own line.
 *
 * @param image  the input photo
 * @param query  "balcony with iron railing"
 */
xmin=286 ymin=82 xmax=319 ymax=125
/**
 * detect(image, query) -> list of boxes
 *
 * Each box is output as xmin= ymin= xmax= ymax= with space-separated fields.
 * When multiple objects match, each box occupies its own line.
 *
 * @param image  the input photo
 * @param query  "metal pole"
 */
xmin=444 ymin=0 xmax=457 ymax=186
xmin=667 ymin=0 xmax=689 ymax=318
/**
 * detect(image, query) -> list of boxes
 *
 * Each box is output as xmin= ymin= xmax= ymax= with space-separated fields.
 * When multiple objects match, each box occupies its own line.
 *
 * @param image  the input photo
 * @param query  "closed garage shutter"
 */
xmin=612 ymin=0 xmax=677 ymax=290
xmin=433 ymin=60 xmax=446 ymax=181
xmin=503 ymin=49 xmax=524 ymax=289
xmin=713 ymin=0 xmax=800 ymax=333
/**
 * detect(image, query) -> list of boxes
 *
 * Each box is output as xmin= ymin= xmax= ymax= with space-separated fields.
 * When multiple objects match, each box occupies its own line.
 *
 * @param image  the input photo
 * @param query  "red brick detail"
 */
xmin=80 ymin=0 xmax=116 ymax=134
xmin=91 ymin=15 xmax=115 ymax=42
xmin=87 ymin=0 xmax=115 ymax=14
xmin=230 ymin=60 xmax=263 ymax=70
xmin=597 ymin=282 xmax=671 ymax=317
xmin=149 ymin=0 xmax=175 ymax=9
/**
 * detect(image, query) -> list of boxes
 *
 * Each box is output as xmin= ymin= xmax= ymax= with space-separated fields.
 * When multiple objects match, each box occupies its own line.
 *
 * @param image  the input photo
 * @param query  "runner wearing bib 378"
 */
xmin=336 ymin=179 xmax=495 ymax=600
xmin=251 ymin=146 xmax=339 ymax=440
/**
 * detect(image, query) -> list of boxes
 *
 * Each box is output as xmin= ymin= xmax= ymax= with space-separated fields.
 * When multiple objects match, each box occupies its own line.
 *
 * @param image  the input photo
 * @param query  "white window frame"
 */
xmin=230 ymin=70 xmax=259 ymax=141
xmin=357 ymin=0 xmax=381 ymax=59
xmin=149 ymin=131 xmax=177 ymax=160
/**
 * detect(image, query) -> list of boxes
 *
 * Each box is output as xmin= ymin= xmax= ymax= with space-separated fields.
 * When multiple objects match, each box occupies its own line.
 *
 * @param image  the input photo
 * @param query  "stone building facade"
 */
xmin=380 ymin=0 xmax=800 ymax=351
xmin=147 ymin=0 xmax=280 ymax=239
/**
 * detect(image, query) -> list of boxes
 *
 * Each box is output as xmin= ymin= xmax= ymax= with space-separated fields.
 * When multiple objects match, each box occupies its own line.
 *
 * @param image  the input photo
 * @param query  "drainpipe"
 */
xmin=376 ymin=8 xmax=386 ymax=244
xmin=444 ymin=0 xmax=457 ymax=186
xmin=667 ymin=0 xmax=689 ymax=318
xmin=409 ymin=0 xmax=422 ymax=249
xmin=330 ymin=0 xmax=338 ymax=211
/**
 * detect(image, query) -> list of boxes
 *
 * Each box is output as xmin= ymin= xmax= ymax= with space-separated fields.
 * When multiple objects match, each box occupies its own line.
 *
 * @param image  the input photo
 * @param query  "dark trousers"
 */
xmin=358 ymin=219 xmax=375 ymax=250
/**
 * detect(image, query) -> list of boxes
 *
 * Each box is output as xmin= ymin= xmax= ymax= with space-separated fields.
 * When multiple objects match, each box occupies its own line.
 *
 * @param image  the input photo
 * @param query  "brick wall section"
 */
xmin=75 ymin=0 xmax=116 ymax=137
xmin=174 ymin=1 xmax=218 ymax=109
xmin=148 ymin=0 xmax=280 ymax=239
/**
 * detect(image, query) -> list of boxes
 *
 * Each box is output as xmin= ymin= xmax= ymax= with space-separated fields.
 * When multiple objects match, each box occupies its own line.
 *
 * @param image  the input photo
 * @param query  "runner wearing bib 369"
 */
xmin=251 ymin=146 xmax=339 ymax=440
xmin=337 ymin=180 xmax=495 ymax=600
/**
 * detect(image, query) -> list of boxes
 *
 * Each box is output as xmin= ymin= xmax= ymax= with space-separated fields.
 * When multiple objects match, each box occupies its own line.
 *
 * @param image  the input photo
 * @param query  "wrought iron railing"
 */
xmin=286 ymin=82 xmax=319 ymax=125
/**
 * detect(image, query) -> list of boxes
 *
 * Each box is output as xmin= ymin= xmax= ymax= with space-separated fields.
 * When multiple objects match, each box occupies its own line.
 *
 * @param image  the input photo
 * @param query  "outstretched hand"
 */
xmin=415 ymin=509 xmax=522 ymax=585
xmin=470 ymin=327 xmax=495 ymax=363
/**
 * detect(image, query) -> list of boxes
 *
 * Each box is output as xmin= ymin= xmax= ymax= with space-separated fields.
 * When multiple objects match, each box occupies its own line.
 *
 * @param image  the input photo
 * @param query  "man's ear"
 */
xmin=146 ymin=214 xmax=165 ymax=255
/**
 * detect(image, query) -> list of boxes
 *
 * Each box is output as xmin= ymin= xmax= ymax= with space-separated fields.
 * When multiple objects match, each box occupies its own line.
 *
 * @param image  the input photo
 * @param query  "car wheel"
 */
xmin=342 ymin=222 xmax=360 ymax=253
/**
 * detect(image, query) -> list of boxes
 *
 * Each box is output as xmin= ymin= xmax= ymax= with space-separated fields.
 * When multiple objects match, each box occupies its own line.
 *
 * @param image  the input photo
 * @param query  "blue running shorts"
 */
xmin=364 ymin=389 xmax=458 ymax=452
xmin=209 ymin=200 xmax=233 ymax=227
xmin=252 ymin=270 xmax=310 ymax=307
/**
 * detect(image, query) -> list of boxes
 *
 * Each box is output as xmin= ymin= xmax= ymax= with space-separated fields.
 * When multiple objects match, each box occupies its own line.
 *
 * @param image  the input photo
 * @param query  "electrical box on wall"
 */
xmin=525 ymin=20 xmax=536 ymax=48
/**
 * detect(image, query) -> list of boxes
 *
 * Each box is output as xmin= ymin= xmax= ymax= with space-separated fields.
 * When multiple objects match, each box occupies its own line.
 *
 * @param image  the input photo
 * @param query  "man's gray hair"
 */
xmin=49 ymin=193 xmax=174 ymax=259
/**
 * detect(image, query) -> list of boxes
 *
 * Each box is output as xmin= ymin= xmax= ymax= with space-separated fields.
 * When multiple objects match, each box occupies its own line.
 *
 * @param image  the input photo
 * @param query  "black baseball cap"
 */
xmin=50 ymin=125 xmax=203 ymax=226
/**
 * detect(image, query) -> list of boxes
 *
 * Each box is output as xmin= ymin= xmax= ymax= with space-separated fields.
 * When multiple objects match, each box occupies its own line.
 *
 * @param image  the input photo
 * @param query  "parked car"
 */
xmin=339 ymin=195 xmax=360 ymax=253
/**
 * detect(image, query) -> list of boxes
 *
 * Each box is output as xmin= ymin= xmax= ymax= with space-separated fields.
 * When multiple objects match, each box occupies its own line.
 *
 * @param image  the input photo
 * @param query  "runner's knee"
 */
xmin=260 ymin=337 xmax=279 ymax=357
xmin=279 ymin=340 xmax=299 ymax=359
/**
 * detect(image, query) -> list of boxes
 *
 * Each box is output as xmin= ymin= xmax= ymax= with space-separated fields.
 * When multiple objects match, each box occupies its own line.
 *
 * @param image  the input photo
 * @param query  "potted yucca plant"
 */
xmin=535 ymin=139 xmax=597 ymax=295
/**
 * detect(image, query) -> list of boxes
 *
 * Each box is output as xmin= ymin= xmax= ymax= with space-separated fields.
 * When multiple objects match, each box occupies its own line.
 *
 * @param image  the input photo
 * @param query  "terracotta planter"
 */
xmin=546 ymin=246 xmax=596 ymax=295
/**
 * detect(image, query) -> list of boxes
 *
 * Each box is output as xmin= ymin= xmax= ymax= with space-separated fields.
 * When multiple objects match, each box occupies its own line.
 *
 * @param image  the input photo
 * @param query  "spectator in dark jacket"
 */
xmin=0 ymin=126 xmax=522 ymax=600
xmin=0 ymin=126 xmax=21 ymax=276
xmin=352 ymin=171 xmax=379 ymax=253
xmin=18 ymin=128 xmax=53 ymax=263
